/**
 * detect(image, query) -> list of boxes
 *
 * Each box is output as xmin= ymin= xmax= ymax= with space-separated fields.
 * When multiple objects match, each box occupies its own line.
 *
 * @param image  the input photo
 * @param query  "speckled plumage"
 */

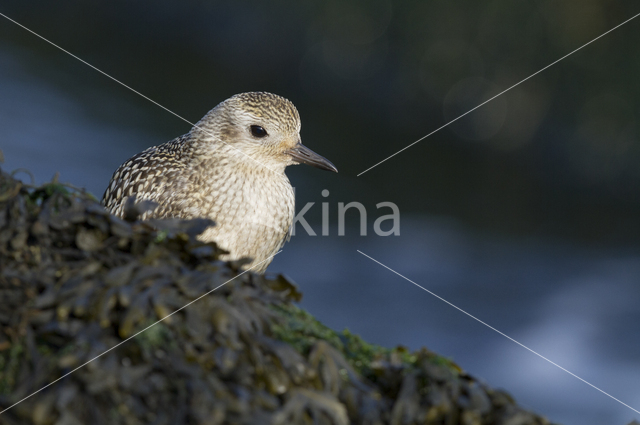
xmin=103 ymin=92 xmax=336 ymax=273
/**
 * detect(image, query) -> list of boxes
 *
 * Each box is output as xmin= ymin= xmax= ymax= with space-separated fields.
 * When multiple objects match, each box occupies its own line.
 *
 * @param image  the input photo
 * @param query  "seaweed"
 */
xmin=0 ymin=164 xmax=555 ymax=425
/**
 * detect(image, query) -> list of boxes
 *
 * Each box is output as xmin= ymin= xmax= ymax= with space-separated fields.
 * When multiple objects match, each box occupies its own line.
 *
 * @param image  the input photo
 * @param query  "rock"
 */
xmin=0 ymin=165 xmax=555 ymax=424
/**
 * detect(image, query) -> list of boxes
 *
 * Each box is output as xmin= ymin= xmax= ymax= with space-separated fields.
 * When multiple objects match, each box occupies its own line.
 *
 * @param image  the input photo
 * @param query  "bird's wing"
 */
xmin=102 ymin=136 xmax=189 ymax=219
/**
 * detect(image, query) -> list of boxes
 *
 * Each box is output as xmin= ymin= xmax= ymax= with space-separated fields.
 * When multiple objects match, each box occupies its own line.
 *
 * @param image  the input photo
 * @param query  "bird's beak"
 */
xmin=286 ymin=143 xmax=338 ymax=173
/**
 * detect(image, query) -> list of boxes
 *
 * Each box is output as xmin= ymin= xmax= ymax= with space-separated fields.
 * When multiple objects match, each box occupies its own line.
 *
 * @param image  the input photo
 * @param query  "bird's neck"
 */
xmin=186 ymin=135 xmax=287 ymax=179
xmin=184 ymin=139 xmax=295 ymax=228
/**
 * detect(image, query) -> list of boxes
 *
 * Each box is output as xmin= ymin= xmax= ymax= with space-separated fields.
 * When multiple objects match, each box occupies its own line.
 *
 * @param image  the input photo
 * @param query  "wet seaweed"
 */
xmin=0 ymin=165 xmax=555 ymax=425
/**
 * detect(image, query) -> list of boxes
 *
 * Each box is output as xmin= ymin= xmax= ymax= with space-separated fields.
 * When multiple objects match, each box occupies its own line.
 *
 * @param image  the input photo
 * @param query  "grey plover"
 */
xmin=102 ymin=92 xmax=337 ymax=272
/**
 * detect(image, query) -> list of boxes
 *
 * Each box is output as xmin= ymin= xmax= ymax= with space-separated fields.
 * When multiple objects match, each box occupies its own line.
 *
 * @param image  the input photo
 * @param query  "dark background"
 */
xmin=1 ymin=1 xmax=639 ymax=423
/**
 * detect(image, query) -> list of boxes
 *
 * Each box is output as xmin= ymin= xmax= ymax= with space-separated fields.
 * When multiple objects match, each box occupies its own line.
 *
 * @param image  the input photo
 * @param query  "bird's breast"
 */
xmin=196 ymin=171 xmax=295 ymax=262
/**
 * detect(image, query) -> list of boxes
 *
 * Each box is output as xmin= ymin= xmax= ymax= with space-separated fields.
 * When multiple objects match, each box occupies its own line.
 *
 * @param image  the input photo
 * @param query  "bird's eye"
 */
xmin=250 ymin=125 xmax=268 ymax=138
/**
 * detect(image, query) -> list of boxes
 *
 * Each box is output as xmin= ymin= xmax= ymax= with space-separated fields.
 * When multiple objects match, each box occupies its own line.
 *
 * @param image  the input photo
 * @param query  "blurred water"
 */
xmin=2 ymin=46 xmax=640 ymax=425
xmin=0 ymin=46 xmax=155 ymax=197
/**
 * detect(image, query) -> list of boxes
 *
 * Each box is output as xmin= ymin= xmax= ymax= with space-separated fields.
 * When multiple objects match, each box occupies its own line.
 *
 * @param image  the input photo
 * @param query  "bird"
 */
xmin=102 ymin=92 xmax=337 ymax=273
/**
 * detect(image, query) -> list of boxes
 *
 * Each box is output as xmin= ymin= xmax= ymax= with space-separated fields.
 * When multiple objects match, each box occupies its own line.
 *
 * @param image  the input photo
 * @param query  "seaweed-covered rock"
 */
xmin=0 ymin=166 xmax=554 ymax=424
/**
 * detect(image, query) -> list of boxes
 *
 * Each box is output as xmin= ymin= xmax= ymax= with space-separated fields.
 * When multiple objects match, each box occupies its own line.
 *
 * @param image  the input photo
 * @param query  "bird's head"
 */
xmin=191 ymin=92 xmax=337 ymax=174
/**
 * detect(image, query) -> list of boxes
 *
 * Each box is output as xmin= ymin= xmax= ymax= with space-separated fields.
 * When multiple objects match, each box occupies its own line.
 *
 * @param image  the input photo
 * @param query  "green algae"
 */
xmin=270 ymin=302 xmax=461 ymax=379
xmin=0 ymin=343 xmax=23 ymax=395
